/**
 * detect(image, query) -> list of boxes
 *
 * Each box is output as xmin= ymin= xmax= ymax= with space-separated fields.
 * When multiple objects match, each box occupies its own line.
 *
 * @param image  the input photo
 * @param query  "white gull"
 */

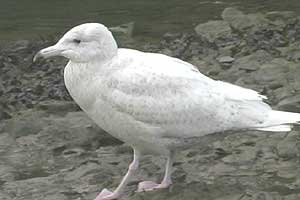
xmin=34 ymin=23 xmax=300 ymax=200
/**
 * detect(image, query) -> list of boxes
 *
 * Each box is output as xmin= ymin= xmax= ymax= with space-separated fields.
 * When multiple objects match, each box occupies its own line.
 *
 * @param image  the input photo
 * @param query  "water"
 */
xmin=1 ymin=0 xmax=300 ymax=42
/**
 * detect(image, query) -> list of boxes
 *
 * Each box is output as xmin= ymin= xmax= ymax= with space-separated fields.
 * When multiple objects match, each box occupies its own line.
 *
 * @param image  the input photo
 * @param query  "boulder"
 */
xmin=231 ymin=50 xmax=273 ymax=72
xmin=109 ymin=22 xmax=135 ymax=47
xmin=195 ymin=20 xmax=232 ymax=43
xmin=222 ymin=7 xmax=271 ymax=31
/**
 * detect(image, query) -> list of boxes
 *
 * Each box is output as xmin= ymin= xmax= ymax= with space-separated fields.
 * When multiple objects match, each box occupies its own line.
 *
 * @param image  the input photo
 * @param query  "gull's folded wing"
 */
xmin=101 ymin=50 xmax=269 ymax=138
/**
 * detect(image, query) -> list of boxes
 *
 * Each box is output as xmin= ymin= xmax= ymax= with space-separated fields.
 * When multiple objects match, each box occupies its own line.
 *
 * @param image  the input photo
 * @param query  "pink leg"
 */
xmin=137 ymin=153 xmax=173 ymax=192
xmin=95 ymin=149 xmax=140 ymax=200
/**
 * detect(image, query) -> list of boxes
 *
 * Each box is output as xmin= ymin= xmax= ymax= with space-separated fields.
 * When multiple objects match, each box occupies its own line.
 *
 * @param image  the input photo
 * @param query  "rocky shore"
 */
xmin=1 ymin=8 xmax=300 ymax=200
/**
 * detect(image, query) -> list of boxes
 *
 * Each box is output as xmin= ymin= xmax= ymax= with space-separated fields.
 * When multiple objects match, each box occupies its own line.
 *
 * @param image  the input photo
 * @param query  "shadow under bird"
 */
xmin=34 ymin=23 xmax=300 ymax=200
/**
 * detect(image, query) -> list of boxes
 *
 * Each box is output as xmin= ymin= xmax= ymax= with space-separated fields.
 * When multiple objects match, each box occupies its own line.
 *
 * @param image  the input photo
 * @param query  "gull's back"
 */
xmin=89 ymin=50 xmax=268 ymax=132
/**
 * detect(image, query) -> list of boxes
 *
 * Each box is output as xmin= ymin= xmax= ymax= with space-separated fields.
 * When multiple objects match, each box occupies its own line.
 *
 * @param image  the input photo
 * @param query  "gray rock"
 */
xmin=221 ymin=7 xmax=246 ymax=28
xmin=277 ymin=94 xmax=300 ymax=112
xmin=277 ymin=42 xmax=300 ymax=61
xmin=109 ymin=22 xmax=135 ymax=47
xmin=252 ymin=58 xmax=290 ymax=83
xmin=36 ymin=100 xmax=80 ymax=114
xmin=0 ymin=109 xmax=11 ymax=121
xmin=232 ymin=50 xmax=272 ymax=72
xmin=272 ymin=86 xmax=296 ymax=102
xmin=214 ymin=194 xmax=244 ymax=200
xmin=109 ymin=22 xmax=135 ymax=38
xmin=208 ymin=162 xmax=236 ymax=176
xmin=0 ymin=165 xmax=16 ymax=183
xmin=222 ymin=7 xmax=270 ymax=31
xmin=251 ymin=192 xmax=280 ymax=200
xmin=277 ymin=166 xmax=298 ymax=179
xmin=64 ymin=162 xmax=100 ymax=181
xmin=2 ymin=175 xmax=71 ymax=200
xmin=195 ymin=20 xmax=232 ymax=43
xmin=284 ymin=194 xmax=300 ymax=200
xmin=190 ymin=57 xmax=221 ymax=76
xmin=218 ymin=45 xmax=236 ymax=56
xmin=277 ymin=131 xmax=299 ymax=159
xmin=222 ymin=146 xmax=257 ymax=164
xmin=1 ymin=110 xmax=49 ymax=138
xmin=265 ymin=11 xmax=297 ymax=25
xmin=217 ymin=56 xmax=235 ymax=63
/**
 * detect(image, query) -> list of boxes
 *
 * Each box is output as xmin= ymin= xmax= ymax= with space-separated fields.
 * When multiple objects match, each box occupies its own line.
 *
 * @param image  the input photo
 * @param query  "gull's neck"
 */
xmin=95 ymin=29 xmax=118 ymax=62
xmin=67 ymin=58 xmax=113 ymax=77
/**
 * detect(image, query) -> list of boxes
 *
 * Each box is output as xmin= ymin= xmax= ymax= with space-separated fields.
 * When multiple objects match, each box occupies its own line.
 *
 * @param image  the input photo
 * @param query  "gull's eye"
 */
xmin=73 ymin=39 xmax=81 ymax=44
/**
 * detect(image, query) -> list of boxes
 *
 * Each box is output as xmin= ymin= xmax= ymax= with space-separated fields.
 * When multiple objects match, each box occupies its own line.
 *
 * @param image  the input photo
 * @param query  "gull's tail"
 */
xmin=256 ymin=110 xmax=300 ymax=132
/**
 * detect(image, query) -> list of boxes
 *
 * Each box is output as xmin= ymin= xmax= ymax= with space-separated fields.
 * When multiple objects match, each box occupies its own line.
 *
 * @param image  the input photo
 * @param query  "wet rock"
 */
xmin=252 ymin=58 xmax=290 ymax=84
xmin=236 ymin=50 xmax=272 ymax=71
xmin=159 ymin=33 xmax=200 ymax=59
xmin=277 ymin=131 xmax=300 ymax=159
xmin=109 ymin=22 xmax=136 ymax=47
xmin=3 ymin=175 xmax=71 ymax=200
xmin=217 ymin=56 xmax=235 ymax=64
xmin=277 ymin=165 xmax=298 ymax=179
xmin=190 ymin=57 xmax=221 ymax=77
xmin=64 ymin=162 xmax=100 ymax=182
xmin=272 ymin=86 xmax=296 ymax=103
xmin=36 ymin=100 xmax=80 ymax=114
xmin=109 ymin=22 xmax=135 ymax=38
xmin=284 ymin=194 xmax=300 ymax=200
xmin=277 ymin=41 xmax=300 ymax=61
xmin=222 ymin=7 xmax=248 ymax=29
xmin=1 ymin=110 xmax=49 ymax=138
xmin=265 ymin=11 xmax=297 ymax=28
xmin=0 ymin=107 xmax=125 ymax=199
xmin=249 ymin=192 xmax=281 ymax=200
xmin=277 ymin=94 xmax=300 ymax=112
xmin=7 ymin=40 xmax=31 ymax=53
xmin=222 ymin=146 xmax=257 ymax=164
xmin=208 ymin=162 xmax=236 ymax=176
xmin=245 ymin=27 xmax=288 ymax=52
xmin=211 ymin=194 xmax=243 ymax=200
xmin=0 ymin=108 xmax=11 ymax=121
xmin=222 ymin=7 xmax=271 ymax=31
xmin=195 ymin=20 xmax=232 ymax=43
xmin=266 ymin=11 xmax=296 ymax=21
xmin=36 ymin=111 xmax=121 ymax=150
xmin=0 ymin=164 xmax=17 ymax=183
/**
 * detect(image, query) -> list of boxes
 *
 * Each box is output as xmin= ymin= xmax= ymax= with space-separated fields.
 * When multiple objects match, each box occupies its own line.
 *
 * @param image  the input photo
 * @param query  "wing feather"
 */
xmin=103 ymin=49 xmax=269 ymax=138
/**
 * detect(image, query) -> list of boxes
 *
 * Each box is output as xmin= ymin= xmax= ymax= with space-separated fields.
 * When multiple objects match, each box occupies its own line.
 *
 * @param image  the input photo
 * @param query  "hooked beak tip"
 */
xmin=33 ymin=51 xmax=42 ymax=63
xmin=33 ymin=45 xmax=62 ymax=63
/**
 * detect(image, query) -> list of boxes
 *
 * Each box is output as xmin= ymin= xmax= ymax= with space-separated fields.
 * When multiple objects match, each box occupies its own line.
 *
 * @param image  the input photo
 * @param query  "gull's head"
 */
xmin=34 ymin=23 xmax=118 ymax=63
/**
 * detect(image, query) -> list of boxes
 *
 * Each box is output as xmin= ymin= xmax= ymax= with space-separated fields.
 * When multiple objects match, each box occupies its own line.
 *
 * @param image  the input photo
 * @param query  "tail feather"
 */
xmin=256 ymin=124 xmax=293 ymax=132
xmin=256 ymin=110 xmax=300 ymax=132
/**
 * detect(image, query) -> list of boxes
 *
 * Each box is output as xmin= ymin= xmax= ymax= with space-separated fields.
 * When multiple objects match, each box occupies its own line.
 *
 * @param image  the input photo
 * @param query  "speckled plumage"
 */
xmin=63 ymin=45 xmax=299 ymax=155
xmin=36 ymin=23 xmax=300 ymax=200
xmin=64 ymin=49 xmax=261 ymax=154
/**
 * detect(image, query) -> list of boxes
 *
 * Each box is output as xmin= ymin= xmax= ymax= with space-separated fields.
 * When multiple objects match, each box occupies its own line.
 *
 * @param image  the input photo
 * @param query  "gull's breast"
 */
xmin=63 ymin=62 xmax=173 ymax=154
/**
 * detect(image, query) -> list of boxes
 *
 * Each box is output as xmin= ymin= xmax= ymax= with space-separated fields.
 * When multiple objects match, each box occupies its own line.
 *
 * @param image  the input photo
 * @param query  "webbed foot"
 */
xmin=137 ymin=180 xmax=172 ymax=192
xmin=95 ymin=188 xmax=120 ymax=200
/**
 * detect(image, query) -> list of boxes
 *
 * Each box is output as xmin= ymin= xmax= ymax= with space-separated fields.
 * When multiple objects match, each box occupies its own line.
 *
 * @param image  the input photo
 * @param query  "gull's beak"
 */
xmin=33 ymin=45 xmax=63 ymax=62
